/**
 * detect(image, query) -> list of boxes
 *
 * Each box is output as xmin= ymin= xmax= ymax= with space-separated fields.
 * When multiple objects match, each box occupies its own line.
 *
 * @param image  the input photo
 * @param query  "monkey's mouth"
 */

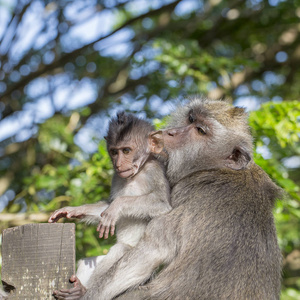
xmin=117 ymin=169 xmax=134 ymax=178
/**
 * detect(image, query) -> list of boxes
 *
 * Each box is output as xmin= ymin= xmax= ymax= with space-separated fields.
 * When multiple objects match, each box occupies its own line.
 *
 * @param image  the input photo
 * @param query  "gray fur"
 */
xmin=82 ymin=98 xmax=282 ymax=300
xmin=50 ymin=112 xmax=171 ymax=297
xmin=83 ymin=111 xmax=171 ymax=279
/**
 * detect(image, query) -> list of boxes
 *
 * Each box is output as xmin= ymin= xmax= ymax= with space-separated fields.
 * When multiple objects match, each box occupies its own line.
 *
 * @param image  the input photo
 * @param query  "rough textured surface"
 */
xmin=1 ymin=223 xmax=75 ymax=299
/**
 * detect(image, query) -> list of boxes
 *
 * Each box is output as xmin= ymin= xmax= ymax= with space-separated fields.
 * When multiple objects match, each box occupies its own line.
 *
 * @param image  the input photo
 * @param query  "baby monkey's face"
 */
xmin=109 ymin=142 xmax=136 ymax=179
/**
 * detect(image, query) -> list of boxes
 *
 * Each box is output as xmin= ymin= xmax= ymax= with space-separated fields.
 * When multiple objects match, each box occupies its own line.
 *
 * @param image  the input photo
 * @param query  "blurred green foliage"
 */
xmin=249 ymin=101 xmax=300 ymax=297
xmin=23 ymin=118 xmax=114 ymax=259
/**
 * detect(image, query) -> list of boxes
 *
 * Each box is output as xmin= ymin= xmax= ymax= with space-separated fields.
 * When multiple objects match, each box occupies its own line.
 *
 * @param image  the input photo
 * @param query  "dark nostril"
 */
xmin=167 ymin=131 xmax=174 ymax=136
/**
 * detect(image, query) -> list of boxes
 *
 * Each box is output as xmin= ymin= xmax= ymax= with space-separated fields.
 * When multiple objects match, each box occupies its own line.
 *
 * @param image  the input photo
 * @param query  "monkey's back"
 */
xmin=146 ymin=163 xmax=282 ymax=300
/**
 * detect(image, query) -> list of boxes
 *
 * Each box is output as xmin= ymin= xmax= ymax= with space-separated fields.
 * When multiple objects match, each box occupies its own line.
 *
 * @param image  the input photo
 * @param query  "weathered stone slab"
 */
xmin=1 ymin=223 xmax=75 ymax=299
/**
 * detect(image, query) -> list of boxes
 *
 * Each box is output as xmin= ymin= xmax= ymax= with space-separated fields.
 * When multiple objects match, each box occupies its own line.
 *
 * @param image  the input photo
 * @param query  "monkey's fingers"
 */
xmin=96 ymin=223 xmax=101 ymax=232
xmin=69 ymin=274 xmax=77 ymax=283
xmin=48 ymin=211 xmax=66 ymax=223
xmin=48 ymin=216 xmax=57 ymax=223
xmin=110 ymin=224 xmax=115 ymax=236
xmin=48 ymin=213 xmax=58 ymax=223
xmin=104 ymin=225 xmax=110 ymax=239
xmin=53 ymin=287 xmax=83 ymax=300
xmin=98 ymin=224 xmax=105 ymax=238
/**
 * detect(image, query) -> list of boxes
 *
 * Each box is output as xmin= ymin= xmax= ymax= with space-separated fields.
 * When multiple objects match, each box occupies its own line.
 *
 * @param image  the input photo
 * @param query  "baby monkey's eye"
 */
xmin=197 ymin=127 xmax=206 ymax=135
xmin=122 ymin=148 xmax=131 ymax=154
xmin=110 ymin=149 xmax=118 ymax=156
xmin=189 ymin=115 xmax=194 ymax=123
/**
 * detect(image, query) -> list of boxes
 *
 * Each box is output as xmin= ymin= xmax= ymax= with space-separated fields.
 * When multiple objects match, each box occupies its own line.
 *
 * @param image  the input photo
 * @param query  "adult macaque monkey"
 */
xmin=54 ymin=98 xmax=282 ymax=300
xmin=49 ymin=112 xmax=171 ymax=289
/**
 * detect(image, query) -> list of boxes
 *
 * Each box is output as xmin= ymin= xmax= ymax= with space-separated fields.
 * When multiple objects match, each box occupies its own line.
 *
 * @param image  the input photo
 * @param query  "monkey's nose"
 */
xmin=167 ymin=126 xmax=188 ymax=136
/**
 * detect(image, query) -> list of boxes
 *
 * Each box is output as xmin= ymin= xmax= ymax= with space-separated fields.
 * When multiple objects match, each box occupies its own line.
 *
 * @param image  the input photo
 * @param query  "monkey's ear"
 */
xmin=149 ymin=131 xmax=164 ymax=154
xmin=225 ymin=147 xmax=251 ymax=170
xmin=230 ymin=107 xmax=247 ymax=118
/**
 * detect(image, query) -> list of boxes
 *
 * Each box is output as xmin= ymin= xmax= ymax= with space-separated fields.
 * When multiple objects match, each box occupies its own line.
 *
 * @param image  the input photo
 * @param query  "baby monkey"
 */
xmin=97 ymin=112 xmax=171 ymax=240
xmin=49 ymin=112 xmax=171 ymax=289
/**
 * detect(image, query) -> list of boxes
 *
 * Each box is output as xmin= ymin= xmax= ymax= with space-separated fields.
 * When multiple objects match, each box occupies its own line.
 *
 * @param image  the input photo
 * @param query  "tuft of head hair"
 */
xmin=105 ymin=111 xmax=154 ymax=148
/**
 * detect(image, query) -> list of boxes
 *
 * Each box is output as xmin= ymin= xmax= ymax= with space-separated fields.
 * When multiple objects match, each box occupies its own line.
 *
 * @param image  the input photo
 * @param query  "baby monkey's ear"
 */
xmin=149 ymin=131 xmax=164 ymax=154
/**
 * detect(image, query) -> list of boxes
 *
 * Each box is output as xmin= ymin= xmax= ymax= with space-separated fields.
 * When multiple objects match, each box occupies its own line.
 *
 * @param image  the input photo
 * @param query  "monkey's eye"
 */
xmin=189 ymin=115 xmax=194 ymax=123
xmin=110 ymin=149 xmax=118 ymax=156
xmin=122 ymin=148 xmax=131 ymax=154
xmin=197 ymin=127 xmax=206 ymax=135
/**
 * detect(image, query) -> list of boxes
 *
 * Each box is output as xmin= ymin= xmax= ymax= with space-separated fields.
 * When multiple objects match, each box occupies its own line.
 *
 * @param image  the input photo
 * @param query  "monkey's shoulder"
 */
xmin=247 ymin=163 xmax=283 ymax=202
xmin=174 ymin=163 xmax=282 ymax=206
xmin=231 ymin=163 xmax=282 ymax=200
xmin=142 ymin=157 xmax=166 ymax=174
xmin=111 ymin=167 xmax=162 ymax=197
xmin=133 ymin=159 xmax=167 ymax=183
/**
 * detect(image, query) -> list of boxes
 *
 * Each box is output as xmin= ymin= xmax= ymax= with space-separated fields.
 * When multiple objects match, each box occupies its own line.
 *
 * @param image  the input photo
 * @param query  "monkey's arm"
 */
xmin=98 ymin=161 xmax=171 ymax=238
xmin=97 ymin=193 xmax=171 ymax=238
xmin=86 ymin=217 xmax=176 ymax=300
xmin=117 ymin=192 xmax=172 ymax=217
xmin=48 ymin=202 xmax=109 ymax=224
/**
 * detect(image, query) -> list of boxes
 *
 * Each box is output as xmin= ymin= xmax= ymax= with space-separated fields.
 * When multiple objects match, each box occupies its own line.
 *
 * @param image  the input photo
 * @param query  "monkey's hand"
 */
xmin=48 ymin=207 xmax=85 ymax=223
xmin=97 ymin=203 xmax=120 ymax=239
xmin=53 ymin=275 xmax=86 ymax=300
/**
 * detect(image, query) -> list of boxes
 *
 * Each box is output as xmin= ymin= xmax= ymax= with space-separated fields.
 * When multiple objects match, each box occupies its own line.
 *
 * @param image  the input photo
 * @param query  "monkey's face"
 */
xmin=160 ymin=103 xmax=253 ymax=184
xmin=109 ymin=142 xmax=137 ymax=179
xmin=162 ymin=109 xmax=209 ymax=153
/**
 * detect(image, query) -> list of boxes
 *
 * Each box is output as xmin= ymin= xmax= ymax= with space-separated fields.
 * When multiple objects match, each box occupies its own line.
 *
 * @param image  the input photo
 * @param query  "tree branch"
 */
xmin=0 ymin=0 xmax=182 ymax=103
